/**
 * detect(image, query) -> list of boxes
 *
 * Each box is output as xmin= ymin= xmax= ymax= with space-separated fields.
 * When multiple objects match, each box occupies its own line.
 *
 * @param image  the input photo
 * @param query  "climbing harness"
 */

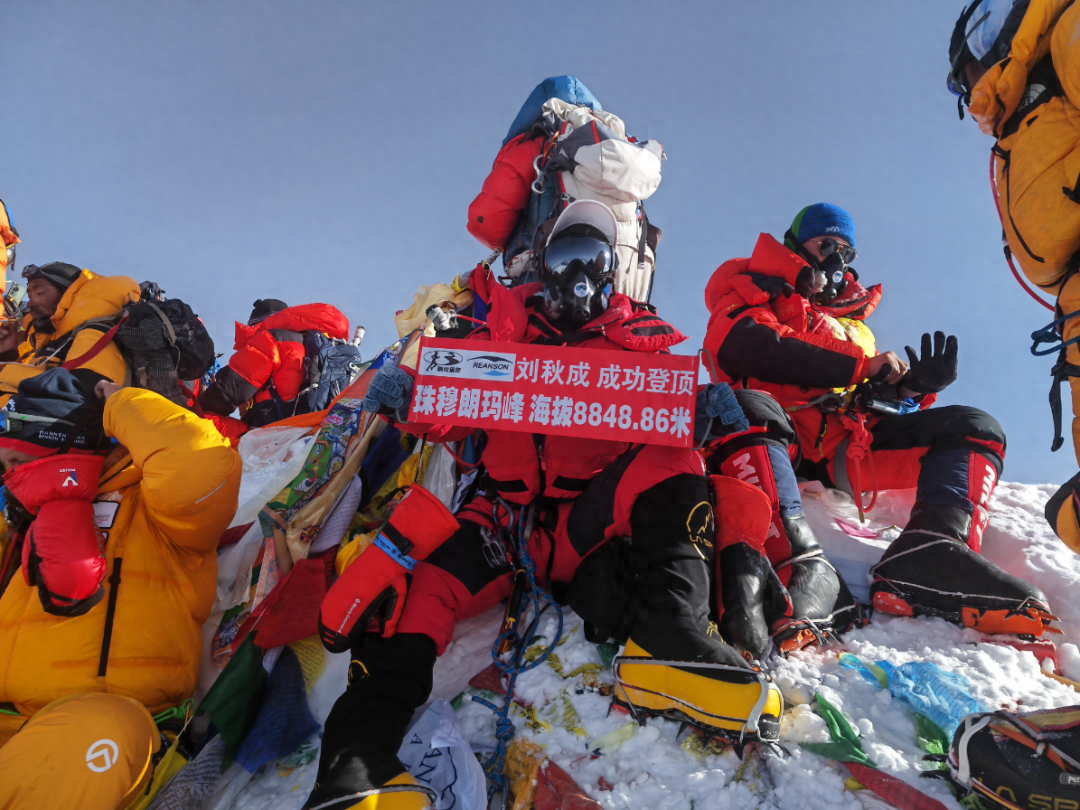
xmin=471 ymin=498 xmax=564 ymax=806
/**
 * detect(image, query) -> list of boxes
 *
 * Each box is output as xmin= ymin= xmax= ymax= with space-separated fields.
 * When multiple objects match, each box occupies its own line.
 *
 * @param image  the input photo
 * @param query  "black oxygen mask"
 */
xmin=815 ymin=252 xmax=849 ymax=304
xmin=540 ymin=235 xmax=614 ymax=327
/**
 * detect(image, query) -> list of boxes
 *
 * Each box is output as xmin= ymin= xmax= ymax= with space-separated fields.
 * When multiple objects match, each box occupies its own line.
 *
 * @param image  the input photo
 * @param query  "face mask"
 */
xmin=541 ymin=235 xmax=614 ymax=326
xmin=542 ymin=265 xmax=610 ymax=326
xmin=815 ymin=252 xmax=849 ymax=303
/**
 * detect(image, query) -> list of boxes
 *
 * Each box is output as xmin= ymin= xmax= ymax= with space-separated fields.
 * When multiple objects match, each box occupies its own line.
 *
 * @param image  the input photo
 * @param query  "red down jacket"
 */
xmin=702 ymin=233 xmax=925 ymax=464
xmin=467 ymin=134 xmax=545 ymax=251
xmin=199 ymin=303 xmax=349 ymax=426
xmin=398 ymin=265 xmax=685 ymax=504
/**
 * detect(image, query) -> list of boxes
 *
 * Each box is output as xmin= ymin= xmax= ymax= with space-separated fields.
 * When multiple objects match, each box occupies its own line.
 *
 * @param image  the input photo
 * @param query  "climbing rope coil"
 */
xmin=471 ymin=498 xmax=564 ymax=804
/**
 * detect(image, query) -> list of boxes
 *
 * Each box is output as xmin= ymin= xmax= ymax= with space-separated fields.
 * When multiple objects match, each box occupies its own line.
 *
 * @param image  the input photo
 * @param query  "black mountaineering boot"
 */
xmin=869 ymin=502 xmax=1058 ymax=637
xmin=303 ymin=633 xmax=437 ymax=810
xmin=771 ymin=514 xmax=866 ymax=652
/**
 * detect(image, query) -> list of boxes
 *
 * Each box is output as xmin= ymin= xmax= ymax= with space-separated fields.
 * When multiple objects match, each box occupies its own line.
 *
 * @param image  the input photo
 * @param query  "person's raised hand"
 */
xmin=0 ymin=320 xmax=23 ymax=355
xmin=95 ymin=380 xmax=123 ymax=402
xmin=902 ymin=331 xmax=958 ymax=395
xmin=867 ymin=351 xmax=909 ymax=385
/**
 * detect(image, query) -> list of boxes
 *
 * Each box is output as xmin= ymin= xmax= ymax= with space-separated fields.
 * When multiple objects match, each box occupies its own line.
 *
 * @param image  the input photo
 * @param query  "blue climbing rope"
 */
xmin=1031 ymin=308 xmax=1080 ymax=356
xmin=472 ymin=504 xmax=564 ymax=803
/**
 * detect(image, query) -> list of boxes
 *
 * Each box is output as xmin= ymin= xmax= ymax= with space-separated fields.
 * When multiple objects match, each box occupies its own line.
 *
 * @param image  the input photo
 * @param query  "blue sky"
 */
xmin=4 ymin=1 xmax=1068 ymax=484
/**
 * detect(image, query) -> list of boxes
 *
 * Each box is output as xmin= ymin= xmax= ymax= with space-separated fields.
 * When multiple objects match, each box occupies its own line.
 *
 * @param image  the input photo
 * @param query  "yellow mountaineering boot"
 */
xmin=305 ymin=773 xmax=433 ymax=809
xmin=612 ymin=639 xmax=784 ymax=743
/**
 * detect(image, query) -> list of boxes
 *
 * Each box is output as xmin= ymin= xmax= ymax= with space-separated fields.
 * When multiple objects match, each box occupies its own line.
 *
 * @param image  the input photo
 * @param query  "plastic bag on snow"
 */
xmin=398 ymin=699 xmax=486 ymax=810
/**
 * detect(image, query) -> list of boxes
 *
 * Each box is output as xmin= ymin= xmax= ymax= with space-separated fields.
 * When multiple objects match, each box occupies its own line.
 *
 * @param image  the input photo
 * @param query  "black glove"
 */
xmin=745 ymin=272 xmax=794 ymax=302
xmin=902 ymin=331 xmax=958 ymax=394
xmin=718 ymin=543 xmax=793 ymax=660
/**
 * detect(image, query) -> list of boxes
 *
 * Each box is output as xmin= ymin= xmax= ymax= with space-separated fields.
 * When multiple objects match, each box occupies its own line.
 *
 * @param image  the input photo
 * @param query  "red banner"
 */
xmin=407 ymin=338 xmax=699 ymax=448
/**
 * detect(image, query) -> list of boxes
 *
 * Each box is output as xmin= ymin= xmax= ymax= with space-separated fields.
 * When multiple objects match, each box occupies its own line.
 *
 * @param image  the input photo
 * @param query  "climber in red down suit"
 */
xmin=304 ymin=201 xmax=786 ymax=810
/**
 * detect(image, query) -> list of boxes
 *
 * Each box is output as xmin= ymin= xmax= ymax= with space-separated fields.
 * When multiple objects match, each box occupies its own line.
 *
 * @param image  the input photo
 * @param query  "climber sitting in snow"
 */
xmin=198 ymin=297 xmax=353 ymax=429
xmin=305 ymin=201 xmax=784 ymax=810
xmin=467 ymin=75 xmax=664 ymax=303
xmin=0 ymin=369 xmax=240 ymax=809
xmin=703 ymin=202 xmax=1055 ymax=638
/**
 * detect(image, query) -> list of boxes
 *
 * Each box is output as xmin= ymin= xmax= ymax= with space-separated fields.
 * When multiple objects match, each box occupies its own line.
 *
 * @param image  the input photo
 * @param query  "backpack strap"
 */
xmin=59 ymin=314 xmax=127 ymax=371
xmin=97 ymin=535 xmax=125 ymax=677
xmin=142 ymin=300 xmax=176 ymax=345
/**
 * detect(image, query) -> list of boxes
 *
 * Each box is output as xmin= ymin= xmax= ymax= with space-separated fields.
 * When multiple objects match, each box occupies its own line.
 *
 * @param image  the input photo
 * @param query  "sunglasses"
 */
xmin=542 ymin=236 xmax=614 ymax=280
xmin=813 ymin=238 xmax=857 ymax=264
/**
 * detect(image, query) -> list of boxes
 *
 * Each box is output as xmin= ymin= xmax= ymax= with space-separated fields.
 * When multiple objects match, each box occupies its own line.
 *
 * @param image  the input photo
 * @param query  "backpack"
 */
xmin=297 ymin=331 xmax=364 ymax=414
xmin=63 ymin=288 xmax=216 ymax=406
xmin=502 ymin=98 xmax=665 ymax=303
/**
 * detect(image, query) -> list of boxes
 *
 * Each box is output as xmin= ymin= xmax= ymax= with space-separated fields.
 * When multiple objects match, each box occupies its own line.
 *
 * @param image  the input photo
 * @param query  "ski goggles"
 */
xmin=0 ymin=410 xmax=73 ymax=434
xmin=811 ymin=238 xmax=857 ymax=265
xmin=21 ymin=263 xmax=80 ymax=289
xmin=542 ymin=236 xmax=614 ymax=281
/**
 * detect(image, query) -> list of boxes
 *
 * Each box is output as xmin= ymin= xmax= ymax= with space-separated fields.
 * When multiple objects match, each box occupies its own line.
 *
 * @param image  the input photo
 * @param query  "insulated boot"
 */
xmin=770 ymin=514 xmax=866 ymax=653
xmin=713 ymin=474 xmax=791 ymax=660
xmin=612 ymin=638 xmax=784 ymax=743
xmin=869 ymin=502 xmax=1058 ymax=636
xmin=304 ymin=633 xmax=437 ymax=810
xmin=613 ymin=475 xmax=783 ymax=741
xmin=304 ymin=774 xmax=433 ymax=810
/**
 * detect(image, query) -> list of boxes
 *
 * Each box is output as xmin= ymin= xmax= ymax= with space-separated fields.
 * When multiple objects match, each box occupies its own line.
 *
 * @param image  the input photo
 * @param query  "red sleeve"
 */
xmin=467 ymin=135 xmax=545 ymax=250
xmin=227 ymin=330 xmax=280 ymax=389
xmin=706 ymin=306 xmax=870 ymax=389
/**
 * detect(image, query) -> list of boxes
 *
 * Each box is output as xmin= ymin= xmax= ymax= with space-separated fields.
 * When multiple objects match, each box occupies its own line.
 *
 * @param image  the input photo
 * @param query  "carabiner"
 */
xmin=531 ymin=154 xmax=545 ymax=195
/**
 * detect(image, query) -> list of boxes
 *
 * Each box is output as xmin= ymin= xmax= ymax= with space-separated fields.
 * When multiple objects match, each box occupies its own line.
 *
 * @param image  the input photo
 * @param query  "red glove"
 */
xmin=319 ymin=484 xmax=460 ymax=652
xmin=6 ymin=454 xmax=107 ymax=616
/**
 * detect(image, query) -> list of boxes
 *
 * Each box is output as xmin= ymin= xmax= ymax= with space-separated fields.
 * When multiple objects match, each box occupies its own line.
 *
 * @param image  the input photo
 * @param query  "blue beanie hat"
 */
xmin=788 ymin=203 xmax=856 ymax=249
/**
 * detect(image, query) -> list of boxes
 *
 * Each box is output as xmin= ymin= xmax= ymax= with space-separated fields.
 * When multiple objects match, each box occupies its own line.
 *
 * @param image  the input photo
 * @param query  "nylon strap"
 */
xmin=374 ymin=533 xmax=417 ymax=571
xmin=97 ymin=557 xmax=122 ymax=677
xmin=1048 ymin=346 xmax=1080 ymax=452
xmin=60 ymin=314 xmax=127 ymax=371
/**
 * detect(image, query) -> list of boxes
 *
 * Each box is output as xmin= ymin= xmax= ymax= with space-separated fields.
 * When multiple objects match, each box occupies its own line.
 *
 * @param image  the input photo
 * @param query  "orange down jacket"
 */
xmin=0 ymin=389 xmax=241 ymax=718
xmin=972 ymin=0 xmax=1080 ymax=288
xmin=0 ymin=270 xmax=137 ymax=396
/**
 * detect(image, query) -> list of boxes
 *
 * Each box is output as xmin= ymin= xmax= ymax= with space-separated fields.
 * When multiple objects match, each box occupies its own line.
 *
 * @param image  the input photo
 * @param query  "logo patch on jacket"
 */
xmin=61 ymin=469 xmax=78 ymax=487
xmin=93 ymin=501 xmax=120 ymax=530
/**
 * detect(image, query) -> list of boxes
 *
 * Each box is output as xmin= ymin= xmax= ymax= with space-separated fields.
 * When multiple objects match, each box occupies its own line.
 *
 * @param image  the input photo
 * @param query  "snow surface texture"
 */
xmin=223 ymin=481 xmax=1080 ymax=810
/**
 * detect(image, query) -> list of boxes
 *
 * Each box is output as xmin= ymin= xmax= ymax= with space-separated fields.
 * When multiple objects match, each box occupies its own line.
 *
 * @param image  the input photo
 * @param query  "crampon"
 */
xmin=872 ymin=590 xmax=1060 ymax=636
xmin=609 ymin=640 xmax=783 ymax=745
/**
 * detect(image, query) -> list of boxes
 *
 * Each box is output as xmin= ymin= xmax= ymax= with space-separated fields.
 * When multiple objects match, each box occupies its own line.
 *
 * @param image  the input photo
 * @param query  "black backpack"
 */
xmin=297 ymin=331 xmax=364 ymax=413
xmin=115 ymin=296 xmax=216 ymax=404
xmin=64 ymin=284 xmax=216 ymax=405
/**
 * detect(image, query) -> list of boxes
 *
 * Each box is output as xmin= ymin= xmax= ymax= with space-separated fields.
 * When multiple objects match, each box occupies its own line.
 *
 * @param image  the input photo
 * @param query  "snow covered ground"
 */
xmin=221 ymin=479 xmax=1080 ymax=810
